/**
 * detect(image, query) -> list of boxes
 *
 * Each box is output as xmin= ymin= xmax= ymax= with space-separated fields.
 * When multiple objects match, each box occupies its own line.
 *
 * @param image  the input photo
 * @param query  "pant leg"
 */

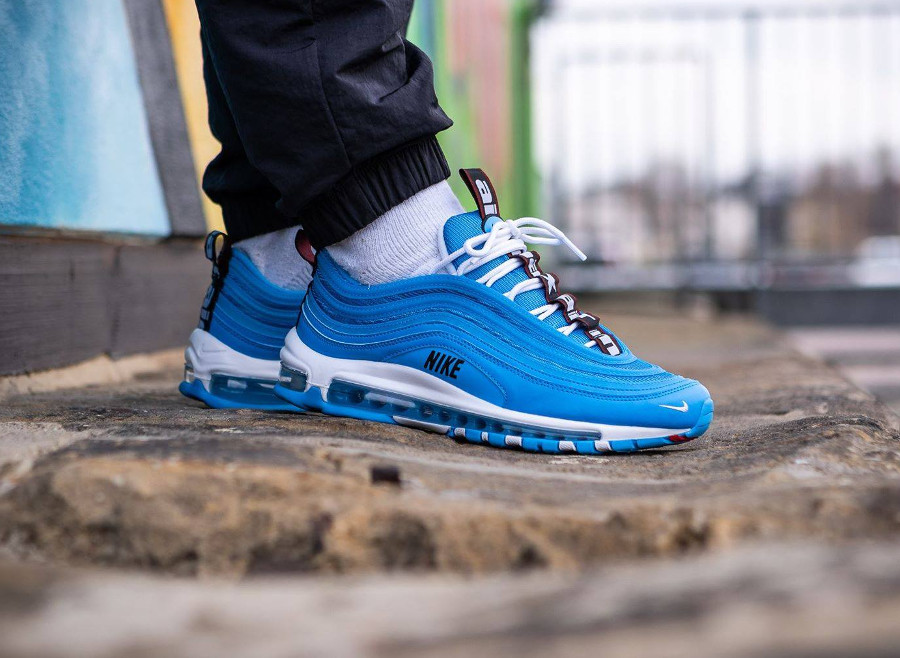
xmin=195 ymin=0 xmax=453 ymax=248
xmin=200 ymin=32 xmax=289 ymax=242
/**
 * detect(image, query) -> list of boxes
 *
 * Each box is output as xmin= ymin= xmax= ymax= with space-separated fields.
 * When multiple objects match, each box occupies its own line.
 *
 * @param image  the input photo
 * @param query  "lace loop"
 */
xmin=431 ymin=218 xmax=621 ymax=352
xmin=434 ymin=217 xmax=586 ymax=275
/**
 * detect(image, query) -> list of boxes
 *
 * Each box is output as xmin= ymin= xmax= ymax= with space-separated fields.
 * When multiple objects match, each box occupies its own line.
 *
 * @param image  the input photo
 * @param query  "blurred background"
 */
xmin=1 ymin=0 xmax=898 ymax=409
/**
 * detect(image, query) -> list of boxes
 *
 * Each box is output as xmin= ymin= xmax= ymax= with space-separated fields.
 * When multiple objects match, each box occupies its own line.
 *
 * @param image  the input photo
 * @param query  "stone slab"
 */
xmin=0 ymin=542 xmax=899 ymax=658
xmin=0 ymin=313 xmax=896 ymax=576
xmin=1 ymin=311 xmax=899 ymax=656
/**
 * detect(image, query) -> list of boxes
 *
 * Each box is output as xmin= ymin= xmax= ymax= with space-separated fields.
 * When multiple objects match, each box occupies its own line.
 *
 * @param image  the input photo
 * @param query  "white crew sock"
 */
xmin=234 ymin=226 xmax=313 ymax=291
xmin=326 ymin=181 xmax=464 ymax=285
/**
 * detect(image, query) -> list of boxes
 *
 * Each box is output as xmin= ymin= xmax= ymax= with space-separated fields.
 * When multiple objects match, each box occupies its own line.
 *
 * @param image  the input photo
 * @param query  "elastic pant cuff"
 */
xmin=218 ymin=191 xmax=296 ymax=244
xmin=299 ymin=135 xmax=451 ymax=249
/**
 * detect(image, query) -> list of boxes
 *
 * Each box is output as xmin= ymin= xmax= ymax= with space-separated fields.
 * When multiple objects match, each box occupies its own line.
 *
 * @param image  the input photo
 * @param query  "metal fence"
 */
xmin=535 ymin=2 xmax=900 ymax=292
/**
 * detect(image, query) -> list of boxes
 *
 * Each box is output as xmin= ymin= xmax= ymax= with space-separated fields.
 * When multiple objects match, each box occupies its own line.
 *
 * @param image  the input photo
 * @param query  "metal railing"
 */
xmin=535 ymin=1 xmax=900 ymax=291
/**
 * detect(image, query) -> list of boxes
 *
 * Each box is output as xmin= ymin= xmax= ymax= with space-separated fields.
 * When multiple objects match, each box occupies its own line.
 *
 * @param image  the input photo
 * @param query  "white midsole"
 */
xmin=280 ymin=328 xmax=688 ymax=440
xmin=184 ymin=329 xmax=281 ymax=389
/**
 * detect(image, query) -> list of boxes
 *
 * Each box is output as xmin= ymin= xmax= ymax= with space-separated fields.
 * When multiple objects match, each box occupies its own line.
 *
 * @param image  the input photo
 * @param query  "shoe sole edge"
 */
xmin=276 ymin=329 xmax=713 ymax=454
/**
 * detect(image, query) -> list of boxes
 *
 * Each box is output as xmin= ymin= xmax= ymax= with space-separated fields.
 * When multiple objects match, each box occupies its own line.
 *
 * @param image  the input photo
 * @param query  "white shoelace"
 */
xmin=429 ymin=217 xmax=597 ymax=348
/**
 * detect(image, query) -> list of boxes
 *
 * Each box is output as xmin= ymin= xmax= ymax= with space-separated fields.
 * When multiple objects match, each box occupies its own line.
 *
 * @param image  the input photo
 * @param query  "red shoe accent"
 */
xmin=295 ymin=229 xmax=316 ymax=265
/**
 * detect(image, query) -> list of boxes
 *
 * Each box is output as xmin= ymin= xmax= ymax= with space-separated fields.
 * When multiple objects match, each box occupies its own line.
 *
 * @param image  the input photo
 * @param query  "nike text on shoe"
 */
xmin=179 ymin=231 xmax=307 ymax=411
xmin=274 ymin=169 xmax=714 ymax=453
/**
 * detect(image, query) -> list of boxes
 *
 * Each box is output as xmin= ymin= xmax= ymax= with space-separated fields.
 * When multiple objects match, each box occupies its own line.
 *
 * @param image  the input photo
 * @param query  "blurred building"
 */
xmin=534 ymin=0 xmax=900 ymax=322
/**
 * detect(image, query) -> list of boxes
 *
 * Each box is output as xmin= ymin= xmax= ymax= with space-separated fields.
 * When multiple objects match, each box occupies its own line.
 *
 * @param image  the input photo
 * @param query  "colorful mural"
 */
xmin=0 ymin=0 xmax=537 ymax=237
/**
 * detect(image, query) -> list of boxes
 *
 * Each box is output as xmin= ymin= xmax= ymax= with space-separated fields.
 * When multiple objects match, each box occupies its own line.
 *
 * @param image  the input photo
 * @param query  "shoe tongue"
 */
xmin=442 ymin=210 xmax=486 ymax=256
xmin=441 ymin=211 xmax=589 ymax=343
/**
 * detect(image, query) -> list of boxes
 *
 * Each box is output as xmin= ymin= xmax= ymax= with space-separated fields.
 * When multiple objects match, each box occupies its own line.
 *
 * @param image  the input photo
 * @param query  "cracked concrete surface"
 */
xmin=0 ymin=312 xmax=898 ymax=656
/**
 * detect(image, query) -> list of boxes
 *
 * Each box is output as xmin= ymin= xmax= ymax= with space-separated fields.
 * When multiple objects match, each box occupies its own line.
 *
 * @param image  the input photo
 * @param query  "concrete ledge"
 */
xmin=1 ymin=311 xmax=899 ymax=655
xmin=0 ymin=235 xmax=206 ymax=375
xmin=0 ymin=349 xmax=183 ymax=402
xmin=0 ymin=312 xmax=898 ymax=577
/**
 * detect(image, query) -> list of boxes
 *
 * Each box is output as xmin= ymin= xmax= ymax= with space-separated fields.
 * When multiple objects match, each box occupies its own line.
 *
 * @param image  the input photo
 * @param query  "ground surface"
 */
xmin=787 ymin=326 xmax=900 ymax=415
xmin=0 ymin=311 xmax=898 ymax=657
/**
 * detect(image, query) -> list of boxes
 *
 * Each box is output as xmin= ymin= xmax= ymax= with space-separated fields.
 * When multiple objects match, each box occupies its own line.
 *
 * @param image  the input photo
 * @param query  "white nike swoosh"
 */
xmin=659 ymin=401 xmax=689 ymax=412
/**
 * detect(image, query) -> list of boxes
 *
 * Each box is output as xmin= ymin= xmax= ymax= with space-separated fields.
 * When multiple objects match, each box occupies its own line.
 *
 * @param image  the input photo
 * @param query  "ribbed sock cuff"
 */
xmin=233 ymin=226 xmax=313 ymax=291
xmin=300 ymin=135 xmax=451 ymax=249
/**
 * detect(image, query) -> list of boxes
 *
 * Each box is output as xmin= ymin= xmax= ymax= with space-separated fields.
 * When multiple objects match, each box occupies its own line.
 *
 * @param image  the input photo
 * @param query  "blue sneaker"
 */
xmin=274 ymin=170 xmax=713 ymax=452
xmin=179 ymin=231 xmax=306 ymax=411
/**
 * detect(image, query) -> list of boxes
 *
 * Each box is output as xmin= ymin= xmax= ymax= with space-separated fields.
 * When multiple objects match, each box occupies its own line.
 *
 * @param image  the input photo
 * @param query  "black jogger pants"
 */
xmin=195 ymin=0 xmax=453 ymax=248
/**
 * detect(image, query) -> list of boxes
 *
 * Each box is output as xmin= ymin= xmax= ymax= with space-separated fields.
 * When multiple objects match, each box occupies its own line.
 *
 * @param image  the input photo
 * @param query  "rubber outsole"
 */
xmin=273 ymin=372 xmax=714 ymax=454
xmin=179 ymin=378 xmax=301 ymax=412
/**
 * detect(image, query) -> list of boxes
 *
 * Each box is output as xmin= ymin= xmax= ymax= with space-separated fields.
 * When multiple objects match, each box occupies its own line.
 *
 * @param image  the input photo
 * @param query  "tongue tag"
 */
xmin=459 ymin=168 xmax=500 ymax=230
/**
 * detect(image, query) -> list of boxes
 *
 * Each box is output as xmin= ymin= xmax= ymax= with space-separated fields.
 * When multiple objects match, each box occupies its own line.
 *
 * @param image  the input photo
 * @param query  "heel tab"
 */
xmin=205 ymin=230 xmax=232 ymax=265
xmin=199 ymin=231 xmax=233 ymax=331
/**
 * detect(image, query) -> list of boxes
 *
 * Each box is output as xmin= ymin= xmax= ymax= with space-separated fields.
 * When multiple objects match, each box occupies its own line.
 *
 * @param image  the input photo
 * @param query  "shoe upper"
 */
xmin=299 ymin=210 xmax=711 ymax=430
xmin=199 ymin=232 xmax=305 ymax=361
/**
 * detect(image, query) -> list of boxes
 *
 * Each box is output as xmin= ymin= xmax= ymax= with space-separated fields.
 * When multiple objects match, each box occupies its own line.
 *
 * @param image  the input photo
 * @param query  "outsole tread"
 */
xmin=179 ymin=380 xmax=301 ymax=412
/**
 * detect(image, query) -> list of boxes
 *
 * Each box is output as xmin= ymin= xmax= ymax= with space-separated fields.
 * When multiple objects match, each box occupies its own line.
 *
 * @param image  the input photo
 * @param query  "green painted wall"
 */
xmin=408 ymin=0 xmax=540 ymax=219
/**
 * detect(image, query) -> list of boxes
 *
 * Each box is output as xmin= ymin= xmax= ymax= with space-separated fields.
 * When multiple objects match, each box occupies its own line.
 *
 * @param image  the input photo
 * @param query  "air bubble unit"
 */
xmin=180 ymin=366 xmax=299 ymax=411
xmin=207 ymin=374 xmax=281 ymax=406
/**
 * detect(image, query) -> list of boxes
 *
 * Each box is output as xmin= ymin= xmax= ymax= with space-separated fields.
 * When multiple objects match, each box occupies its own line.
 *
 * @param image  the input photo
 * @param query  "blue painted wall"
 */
xmin=0 ymin=0 xmax=169 ymax=235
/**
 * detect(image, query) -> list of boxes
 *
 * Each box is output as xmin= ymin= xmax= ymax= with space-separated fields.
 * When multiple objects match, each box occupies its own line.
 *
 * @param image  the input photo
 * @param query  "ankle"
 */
xmin=234 ymin=226 xmax=313 ymax=291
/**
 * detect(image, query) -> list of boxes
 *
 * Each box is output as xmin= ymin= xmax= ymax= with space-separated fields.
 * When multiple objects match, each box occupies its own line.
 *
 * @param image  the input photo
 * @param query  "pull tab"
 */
xmin=294 ymin=228 xmax=316 ymax=266
xmin=204 ymin=230 xmax=232 ymax=283
xmin=204 ymin=230 xmax=228 ymax=263
xmin=198 ymin=231 xmax=232 ymax=331
xmin=459 ymin=168 xmax=500 ymax=230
